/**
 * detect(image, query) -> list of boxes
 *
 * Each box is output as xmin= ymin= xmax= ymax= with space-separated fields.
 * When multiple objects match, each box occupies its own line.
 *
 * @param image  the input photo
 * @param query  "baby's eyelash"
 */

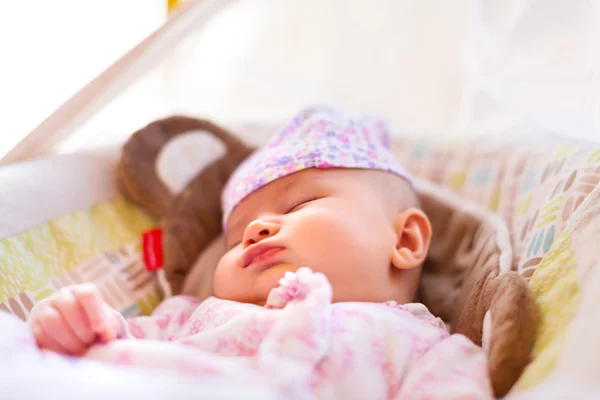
xmin=285 ymin=197 xmax=320 ymax=214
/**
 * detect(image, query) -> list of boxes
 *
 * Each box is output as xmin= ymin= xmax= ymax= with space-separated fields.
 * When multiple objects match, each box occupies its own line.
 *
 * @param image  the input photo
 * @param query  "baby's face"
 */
xmin=214 ymin=168 xmax=426 ymax=305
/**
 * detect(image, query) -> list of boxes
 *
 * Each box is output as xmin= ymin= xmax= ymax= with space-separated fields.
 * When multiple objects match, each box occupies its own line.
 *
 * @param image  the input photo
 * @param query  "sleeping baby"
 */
xmin=28 ymin=105 xmax=493 ymax=399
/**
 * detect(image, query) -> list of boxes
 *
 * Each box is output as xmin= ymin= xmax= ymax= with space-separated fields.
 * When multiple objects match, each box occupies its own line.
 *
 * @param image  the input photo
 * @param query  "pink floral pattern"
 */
xmin=221 ymin=105 xmax=412 ymax=227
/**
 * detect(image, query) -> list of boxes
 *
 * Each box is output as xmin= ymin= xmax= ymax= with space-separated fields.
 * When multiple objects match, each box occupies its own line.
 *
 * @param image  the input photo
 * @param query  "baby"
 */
xmin=28 ymin=105 xmax=493 ymax=399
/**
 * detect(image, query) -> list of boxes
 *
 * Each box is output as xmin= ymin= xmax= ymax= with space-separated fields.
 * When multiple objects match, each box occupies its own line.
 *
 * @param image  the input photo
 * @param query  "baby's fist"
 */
xmin=30 ymin=284 xmax=120 ymax=355
xmin=266 ymin=267 xmax=332 ymax=309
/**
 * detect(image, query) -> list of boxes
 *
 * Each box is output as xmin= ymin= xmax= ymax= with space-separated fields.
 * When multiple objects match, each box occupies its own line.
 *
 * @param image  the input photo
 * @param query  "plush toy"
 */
xmin=119 ymin=116 xmax=537 ymax=397
xmin=119 ymin=116 xmax=253 ymax=295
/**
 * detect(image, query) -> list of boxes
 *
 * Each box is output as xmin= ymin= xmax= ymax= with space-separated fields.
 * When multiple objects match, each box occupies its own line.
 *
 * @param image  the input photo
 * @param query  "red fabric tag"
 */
xmin=142 ymin=228 xmax=164 ymax=271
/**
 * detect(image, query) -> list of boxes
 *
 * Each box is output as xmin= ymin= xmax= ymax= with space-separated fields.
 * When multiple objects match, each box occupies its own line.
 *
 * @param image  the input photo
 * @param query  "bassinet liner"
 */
xmin=2 ymin=133 xmax=599 ymax=397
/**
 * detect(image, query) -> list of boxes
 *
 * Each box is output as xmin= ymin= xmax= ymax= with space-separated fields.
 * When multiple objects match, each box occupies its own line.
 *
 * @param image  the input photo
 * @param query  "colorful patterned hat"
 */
xmin=221 ymin=104 xmax=412 ymax=228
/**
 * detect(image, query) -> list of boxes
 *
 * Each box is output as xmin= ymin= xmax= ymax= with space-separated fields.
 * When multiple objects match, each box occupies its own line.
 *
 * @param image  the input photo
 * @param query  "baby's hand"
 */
xmin=266 ymin=267 xmax=332 ymax=309
xmin=30 ymin=284 xmax=121 ymax=355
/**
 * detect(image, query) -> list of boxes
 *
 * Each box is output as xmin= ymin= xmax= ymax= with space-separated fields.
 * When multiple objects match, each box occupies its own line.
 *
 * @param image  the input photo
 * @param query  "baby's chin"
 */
xmin=253 ymin=263 xmax=300 ymax=304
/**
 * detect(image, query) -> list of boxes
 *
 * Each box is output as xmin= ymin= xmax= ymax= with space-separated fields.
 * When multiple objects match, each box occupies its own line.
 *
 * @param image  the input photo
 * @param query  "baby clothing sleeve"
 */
xmin=257 ymin=267 xmax=334 ymax=393
xmin=114 ymin=295 xmax=201 ymax=340
xmin=395 ymin=333 xmax=492 ymax=399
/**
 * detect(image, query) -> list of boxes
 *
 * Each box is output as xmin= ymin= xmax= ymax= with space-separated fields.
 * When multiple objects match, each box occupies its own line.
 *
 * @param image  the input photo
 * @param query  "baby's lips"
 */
xmin=242 ymin=244 xmax=285 ymax=268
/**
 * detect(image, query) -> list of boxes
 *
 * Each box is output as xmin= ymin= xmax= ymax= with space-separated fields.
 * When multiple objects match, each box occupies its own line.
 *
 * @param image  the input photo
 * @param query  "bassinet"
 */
xmin=2 ymin=1 xmax=600 ymax=398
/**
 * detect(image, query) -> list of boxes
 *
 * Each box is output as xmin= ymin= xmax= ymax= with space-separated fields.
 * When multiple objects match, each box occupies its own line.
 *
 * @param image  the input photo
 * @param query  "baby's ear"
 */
xmin=391 ymin=208 xmax=432 ymax=270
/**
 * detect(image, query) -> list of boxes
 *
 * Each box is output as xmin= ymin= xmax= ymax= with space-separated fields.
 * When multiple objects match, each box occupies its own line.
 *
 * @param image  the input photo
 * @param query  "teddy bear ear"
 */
xmin=119 ymin=116 xmax=250 ymax=217
xmin=450 ymin=266 xmax=537 ymax=397
xmin=483 ymin=272 xmax=537 ymax=397
xmin=155 ymin=130 xmax=227 ymax=195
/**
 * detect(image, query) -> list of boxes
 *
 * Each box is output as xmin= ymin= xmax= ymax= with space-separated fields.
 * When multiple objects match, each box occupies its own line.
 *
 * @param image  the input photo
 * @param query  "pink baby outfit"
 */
xmin=16 ymin=269 xmax=493 ymax=399
xmin=78 ymin=268 xmax=493 ymax=399
xmin=221 ymin=104 xmax=412 ymax=227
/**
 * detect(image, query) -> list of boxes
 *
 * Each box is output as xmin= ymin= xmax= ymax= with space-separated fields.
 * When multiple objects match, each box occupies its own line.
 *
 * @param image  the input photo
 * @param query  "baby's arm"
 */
xmin=119 ymin=295 xmax=200 ymax=340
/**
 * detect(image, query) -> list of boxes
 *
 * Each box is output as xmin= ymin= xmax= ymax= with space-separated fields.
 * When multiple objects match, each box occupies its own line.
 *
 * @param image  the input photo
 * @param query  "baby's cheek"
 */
xmin=303 ymin=209 xmax=363 ymax=247
xmin=212 ymin=252 xmax=238 ymax=298
xmin=292 ymin=216 xmax=350 ymax=266
xmin=304 ymin=211 xmax=381 ymax=268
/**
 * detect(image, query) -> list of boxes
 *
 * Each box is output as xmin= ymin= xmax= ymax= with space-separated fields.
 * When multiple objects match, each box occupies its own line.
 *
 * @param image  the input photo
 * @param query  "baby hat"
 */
xmin=221 ymin=104 xmax=412 ymax=227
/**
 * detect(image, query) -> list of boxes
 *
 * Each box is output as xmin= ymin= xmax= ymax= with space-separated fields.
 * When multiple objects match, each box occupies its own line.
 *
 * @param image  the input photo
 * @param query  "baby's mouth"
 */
xmin=242 ymin=244 xmax=285 ymax=268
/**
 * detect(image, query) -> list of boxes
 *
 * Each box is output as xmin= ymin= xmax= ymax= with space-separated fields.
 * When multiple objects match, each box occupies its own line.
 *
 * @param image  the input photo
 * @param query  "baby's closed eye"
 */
xmin=285 ymin=197 xmax=322 ymax=214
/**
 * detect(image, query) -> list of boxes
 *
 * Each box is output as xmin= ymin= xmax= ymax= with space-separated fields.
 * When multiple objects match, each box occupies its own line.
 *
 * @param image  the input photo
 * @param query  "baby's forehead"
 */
xmin=236 ymin=168 xmax=329 ymax=207
xmin=228 ymin=169 xmax=404 ymax=221
xmin=225 ymin=169 xmax=339 ymax=229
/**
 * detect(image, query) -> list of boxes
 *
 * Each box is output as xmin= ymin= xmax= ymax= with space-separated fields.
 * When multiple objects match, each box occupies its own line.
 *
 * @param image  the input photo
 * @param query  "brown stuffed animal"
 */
xmin=119 ymin=116 xmax=537 ymax=397
xmin=119 ymin=116 xmax=253 ymax=295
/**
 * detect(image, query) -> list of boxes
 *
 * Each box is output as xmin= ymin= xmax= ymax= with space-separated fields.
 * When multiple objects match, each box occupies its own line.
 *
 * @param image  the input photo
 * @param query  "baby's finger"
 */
xmin=39 ymin=307 xmax=86 ymax=355
xmin=100 ymin=306 xmax=119 ymax=342
xmin=71 ymin=284 xmax=110 ymax=339
xmin=52 ymin=289 xmax=95 ymax=344
xmin=32 ymin=321 xmax=67 ymax=353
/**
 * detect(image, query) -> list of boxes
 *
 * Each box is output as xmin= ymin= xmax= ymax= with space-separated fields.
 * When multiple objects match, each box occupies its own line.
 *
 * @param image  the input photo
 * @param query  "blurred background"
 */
xmin=1 ymin=0 xmax=599 ymax=163
xmin=0 ymin=0 xmax=167 ymax=158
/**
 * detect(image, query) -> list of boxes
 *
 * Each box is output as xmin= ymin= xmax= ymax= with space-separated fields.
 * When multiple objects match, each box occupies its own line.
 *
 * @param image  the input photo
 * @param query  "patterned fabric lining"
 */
xmin=392 ymin=137 xmax=600 ymax=390
xmin=0 ymin=198 xmax=161 ymax=321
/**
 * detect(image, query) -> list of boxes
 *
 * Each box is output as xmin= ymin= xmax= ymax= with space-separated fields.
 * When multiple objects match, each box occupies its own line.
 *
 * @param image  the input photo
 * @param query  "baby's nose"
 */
xmin=243 ymin=220 xmax=280 ymax=247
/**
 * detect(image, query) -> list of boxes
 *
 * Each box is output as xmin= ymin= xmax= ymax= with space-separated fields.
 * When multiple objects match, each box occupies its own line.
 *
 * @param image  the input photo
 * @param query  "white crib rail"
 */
xmin=0 ymin=0 xmax=237 ymax=166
